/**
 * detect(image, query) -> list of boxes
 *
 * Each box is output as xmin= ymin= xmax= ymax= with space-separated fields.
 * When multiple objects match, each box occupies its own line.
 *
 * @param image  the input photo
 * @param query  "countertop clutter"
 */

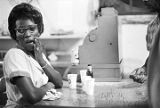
xmin=26 ymin=79 xmax=148 ymax=108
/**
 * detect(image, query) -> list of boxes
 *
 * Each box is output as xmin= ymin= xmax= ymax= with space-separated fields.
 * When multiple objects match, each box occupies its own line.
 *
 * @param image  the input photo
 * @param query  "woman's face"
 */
xmin=15 ymin=19 xmax=40 ymax=52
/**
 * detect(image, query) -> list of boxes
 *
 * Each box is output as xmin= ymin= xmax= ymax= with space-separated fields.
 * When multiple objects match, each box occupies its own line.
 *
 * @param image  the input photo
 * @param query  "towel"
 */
xmin=42 ymin=88 xmax=62 ymax=101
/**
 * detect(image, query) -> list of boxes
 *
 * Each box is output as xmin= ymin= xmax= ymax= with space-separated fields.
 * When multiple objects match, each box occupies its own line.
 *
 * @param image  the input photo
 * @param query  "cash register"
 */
xmin=78 ymin=8 xmax=123 ymax=82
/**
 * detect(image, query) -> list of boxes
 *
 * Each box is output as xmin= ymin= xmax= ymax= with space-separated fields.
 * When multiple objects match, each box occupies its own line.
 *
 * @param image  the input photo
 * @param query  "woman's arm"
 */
xmin=14 ymin=76 xmax=54 ymax=104
xmin=41 ymin=63 xmax=63 ymax=88
xmin=34 ymin=38 xmax=63 ymax=88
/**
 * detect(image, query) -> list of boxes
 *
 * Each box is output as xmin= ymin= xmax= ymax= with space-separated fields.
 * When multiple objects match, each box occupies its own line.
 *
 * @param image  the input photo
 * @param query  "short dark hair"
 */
xmin=8 ymin=3 xmax=44 ymax=41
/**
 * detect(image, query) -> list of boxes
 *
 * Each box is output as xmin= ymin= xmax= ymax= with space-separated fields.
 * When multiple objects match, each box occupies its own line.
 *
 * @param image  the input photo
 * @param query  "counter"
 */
xmin=26 ymin=79 xmax=148 ymax=108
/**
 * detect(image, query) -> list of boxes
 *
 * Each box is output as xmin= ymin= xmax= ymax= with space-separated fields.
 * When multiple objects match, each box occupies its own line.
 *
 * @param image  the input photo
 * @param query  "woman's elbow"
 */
xmin=24 ymin=92 xmax=43 ymax=104
xmin=55 ymin=81 xmax=63 ymax=88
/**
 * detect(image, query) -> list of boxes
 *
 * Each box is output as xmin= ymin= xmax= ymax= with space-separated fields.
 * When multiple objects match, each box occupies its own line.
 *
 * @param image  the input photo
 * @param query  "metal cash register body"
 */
xmin=79 ymin=8 xmax=123 ymax=82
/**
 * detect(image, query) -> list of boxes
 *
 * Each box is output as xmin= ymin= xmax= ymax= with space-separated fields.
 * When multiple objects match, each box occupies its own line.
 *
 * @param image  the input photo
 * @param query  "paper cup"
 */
xmin=82 ymin=76 xmax=95 ymax=95
xmin=67 ymin=74 xmax=77 ymax=89
xmin=86 ymin=78 xmax=95 ymax=95
xmin=82 ymin=76 xmax=91 ymax=90
xmin=80 ymin=69 xmax=87 ymax=83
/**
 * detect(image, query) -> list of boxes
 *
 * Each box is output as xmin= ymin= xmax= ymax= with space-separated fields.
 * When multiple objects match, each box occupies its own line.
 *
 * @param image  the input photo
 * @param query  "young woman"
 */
xmin=3 ymin=3 xmax=63 ymax=107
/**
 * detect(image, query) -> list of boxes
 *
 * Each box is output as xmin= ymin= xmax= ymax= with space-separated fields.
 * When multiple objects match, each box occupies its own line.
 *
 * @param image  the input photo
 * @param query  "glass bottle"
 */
xmin=87 ymin=64 xmax=93 ymax=78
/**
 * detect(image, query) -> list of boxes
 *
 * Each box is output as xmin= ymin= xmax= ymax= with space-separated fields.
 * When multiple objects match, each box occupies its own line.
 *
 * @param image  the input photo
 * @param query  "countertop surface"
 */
xmin=27 ymin=79 xmax=148 ymax=108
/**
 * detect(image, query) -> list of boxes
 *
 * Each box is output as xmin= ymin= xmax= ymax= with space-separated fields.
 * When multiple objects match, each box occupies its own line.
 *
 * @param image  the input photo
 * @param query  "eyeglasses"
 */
xmin=15 ymin=24 xmax=38 ymax=35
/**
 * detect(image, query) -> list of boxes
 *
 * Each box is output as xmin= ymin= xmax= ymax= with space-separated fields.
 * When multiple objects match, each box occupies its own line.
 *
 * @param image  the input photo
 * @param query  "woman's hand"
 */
xmin=34 ymin=38 xmax=46 ymax=66
xmin=129 ymin=67 xmax=147 ymax=83
xmin=41 ymin=82 xmax=55 ymax=92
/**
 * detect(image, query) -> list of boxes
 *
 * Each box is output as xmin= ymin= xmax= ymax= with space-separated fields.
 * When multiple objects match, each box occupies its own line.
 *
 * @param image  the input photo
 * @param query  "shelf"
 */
xmin=41 ymin=35 xmax=83 ymax=39
xmin=48 ymin=51 xmax=71 ymax=55
xmin=0 ymin=60 xmax=73 ymax=68
xmin=0 ymin=34 xmax=84 ymax=40
xmin=0 ymin=60 xmax=71 ymax=67
xmin=50 ymin=61 xmax=72 ymax=67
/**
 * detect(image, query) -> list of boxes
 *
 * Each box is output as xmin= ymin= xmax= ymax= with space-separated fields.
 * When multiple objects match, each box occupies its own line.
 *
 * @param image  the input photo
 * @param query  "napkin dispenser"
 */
xmin=78 ymin=8 xmax=123 ymax=82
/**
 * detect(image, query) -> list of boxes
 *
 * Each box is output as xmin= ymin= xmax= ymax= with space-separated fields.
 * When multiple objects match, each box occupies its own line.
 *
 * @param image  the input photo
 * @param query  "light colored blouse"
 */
xmin=3 ymin=48 xmax=49 ymax=108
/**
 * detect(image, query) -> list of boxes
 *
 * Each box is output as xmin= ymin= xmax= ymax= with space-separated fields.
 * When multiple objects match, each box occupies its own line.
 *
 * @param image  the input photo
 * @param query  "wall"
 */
xmin=121 ymin=24 xmax=148 ymax=77
xmin=0 ymin=0 xmax=99 ymax=36
xmin=119 ymin=15 xmax=154 ymax=77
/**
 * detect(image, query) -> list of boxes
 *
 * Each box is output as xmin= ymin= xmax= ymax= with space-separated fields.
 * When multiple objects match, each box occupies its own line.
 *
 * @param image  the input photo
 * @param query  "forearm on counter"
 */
xmin=42 ymin=63 xmax=63 ymax=88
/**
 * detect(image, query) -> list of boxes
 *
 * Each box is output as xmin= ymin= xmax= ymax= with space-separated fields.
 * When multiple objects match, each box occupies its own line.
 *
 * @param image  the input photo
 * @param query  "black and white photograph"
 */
xmin=0 ymin=0 xmax=159 ymax=108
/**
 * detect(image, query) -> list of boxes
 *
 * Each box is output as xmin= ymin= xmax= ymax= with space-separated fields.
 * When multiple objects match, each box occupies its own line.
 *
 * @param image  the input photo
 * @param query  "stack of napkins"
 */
xmin=42 ymin=88 xmax=62 ymax=101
